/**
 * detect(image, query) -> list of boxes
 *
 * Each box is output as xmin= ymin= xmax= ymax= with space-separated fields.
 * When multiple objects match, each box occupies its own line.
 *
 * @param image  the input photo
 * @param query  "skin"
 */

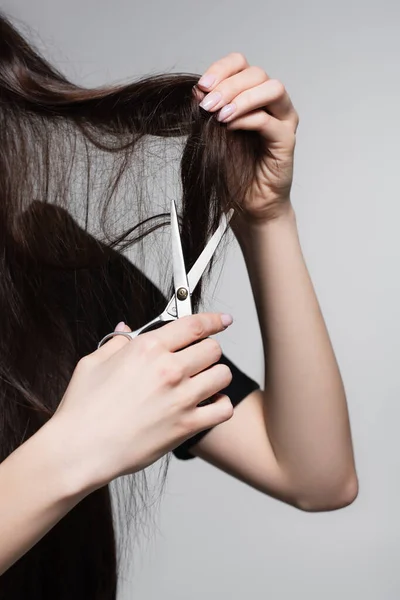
xmin=0 ymin=53 xmax=358 ymax=575
xmin=0 ymin=313 xmax=235 ymax=573
xmin=189 ymin=53 xmax=358 ymax=511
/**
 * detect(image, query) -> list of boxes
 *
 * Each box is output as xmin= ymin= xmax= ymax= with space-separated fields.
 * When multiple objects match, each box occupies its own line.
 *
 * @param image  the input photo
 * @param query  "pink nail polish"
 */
xmin=221 ymin=314 xmax=233 ymax=328
xmin=198 ymin=74 xmax=216 ymax=89
xmin=115 ymin=321 xmax=125 ymax=331
xmin=217 ymin=103 xmax=236 ymax=122
xmin=199 ymin=91 xmax=222 ymax=111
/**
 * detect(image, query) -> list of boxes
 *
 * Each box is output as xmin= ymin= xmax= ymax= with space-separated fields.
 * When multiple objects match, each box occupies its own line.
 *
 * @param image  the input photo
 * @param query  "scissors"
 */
xmin=98 ymin=199 xmax=234 ymax=348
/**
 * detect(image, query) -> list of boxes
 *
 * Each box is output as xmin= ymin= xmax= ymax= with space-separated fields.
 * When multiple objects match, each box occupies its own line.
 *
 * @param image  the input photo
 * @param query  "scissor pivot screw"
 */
xmin=177 ymin=287 xmax=189 ymax=301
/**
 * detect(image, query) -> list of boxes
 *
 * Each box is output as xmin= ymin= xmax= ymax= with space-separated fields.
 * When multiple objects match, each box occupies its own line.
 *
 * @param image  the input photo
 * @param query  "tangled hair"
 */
xmin=0 ymin=11 xmax=265 ymax=599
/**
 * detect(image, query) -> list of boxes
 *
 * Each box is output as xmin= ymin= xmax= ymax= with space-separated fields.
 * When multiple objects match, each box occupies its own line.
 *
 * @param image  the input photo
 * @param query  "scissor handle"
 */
xmin=97 ymin=330 xmax=135 ymax=348
xmin=98 ymin=319 xmax=172 ymax=348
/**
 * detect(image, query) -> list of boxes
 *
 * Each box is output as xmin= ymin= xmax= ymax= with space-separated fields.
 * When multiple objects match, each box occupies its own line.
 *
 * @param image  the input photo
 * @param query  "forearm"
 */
xmin=0 ymin=419 xmax=90 ymax=574
xmin=234 ymin=203 xmax=357 ymax=504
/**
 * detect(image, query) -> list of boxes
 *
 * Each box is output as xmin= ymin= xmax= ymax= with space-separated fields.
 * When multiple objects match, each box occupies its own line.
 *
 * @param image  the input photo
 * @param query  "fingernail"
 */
xmin=115 ymin=321 xmax=125 ymax=331
xmin=198 ymin=74 xmax=216 ymax=89
xmin=221 ymin=314 xmax=233 ymax=328
xmin=199 ymin=91 xmax=222 ymax=111
xmin=217 ymin=103 xmax=236 ymax=122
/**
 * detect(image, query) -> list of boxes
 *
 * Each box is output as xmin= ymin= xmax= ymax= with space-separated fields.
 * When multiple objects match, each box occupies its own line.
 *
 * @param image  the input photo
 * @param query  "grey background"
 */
xmin=2 ymin=0 xmax=399 ymax=598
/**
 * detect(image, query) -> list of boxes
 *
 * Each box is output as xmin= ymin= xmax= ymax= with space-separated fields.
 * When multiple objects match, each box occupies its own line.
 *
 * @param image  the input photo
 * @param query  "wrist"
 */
xmin=34 ymin=416 xmax=102 ymax=501
xmin=232 ymin=200 xmax=298 ymax=249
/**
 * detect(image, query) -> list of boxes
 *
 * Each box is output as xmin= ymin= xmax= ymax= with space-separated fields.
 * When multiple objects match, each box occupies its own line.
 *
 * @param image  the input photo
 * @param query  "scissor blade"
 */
xmin=187 ymin=209 xmax=234 ymax=293
xmin=171 ymin=198 xmax=192 ymax=318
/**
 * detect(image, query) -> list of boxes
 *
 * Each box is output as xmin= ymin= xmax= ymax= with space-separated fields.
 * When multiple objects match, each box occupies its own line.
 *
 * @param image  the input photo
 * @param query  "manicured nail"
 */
xmin=115 ymin=321 xmax=125 ymax=331
xmin=199 ymin=91 xmax=222 ymax=111
xmin=221 ymin=314 xmax=233 ymax=328
xmin=217 ymin=103 xmax=236 ymax=122
xmin=198 ymin=74 xmax=216 ymax=89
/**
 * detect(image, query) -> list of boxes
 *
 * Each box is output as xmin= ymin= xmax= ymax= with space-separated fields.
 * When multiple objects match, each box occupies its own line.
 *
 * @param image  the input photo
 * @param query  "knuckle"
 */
xmin=136 ymin=334 xmax=161 ymax=355
xmin=269 ymin=78 xmax=286 ymax=97
xmin=188 ymin=316 xmax=206 ymax=340
xmin=206 ymin=338 xmax=222 ymax=362
xmin=249 ymin=65 xmax=268 ymax=82
xmin=158 ymin=361 xmax=184 ymax=387
xmin=217 ymin=364 xmax=233 ymax=387
xmin=217 ymin=395 xmax=234 ymax=420
xmin=283 ymin=130 xmax=297 ymax=151
xmin=76 ymin=354 xmax=96 ymax=371
xmin=229 ymin=51 xmax=248 ymax=67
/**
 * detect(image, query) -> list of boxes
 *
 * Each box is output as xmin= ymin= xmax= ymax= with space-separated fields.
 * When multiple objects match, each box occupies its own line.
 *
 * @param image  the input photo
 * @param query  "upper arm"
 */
xmin=189 ymin=389 xmax=294 ymax=505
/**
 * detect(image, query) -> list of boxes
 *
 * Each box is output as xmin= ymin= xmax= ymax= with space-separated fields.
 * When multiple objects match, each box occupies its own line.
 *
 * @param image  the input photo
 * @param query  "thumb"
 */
xmin=95 ymin=321 xmax=133 ymax=360
xmin=114 ymin=321 xmax=132 ymax=333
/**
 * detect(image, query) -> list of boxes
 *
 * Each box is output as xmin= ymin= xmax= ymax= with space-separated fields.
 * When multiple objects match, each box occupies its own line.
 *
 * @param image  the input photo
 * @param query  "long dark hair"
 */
xmin=0 ymin=11 xmax=264 ymax=599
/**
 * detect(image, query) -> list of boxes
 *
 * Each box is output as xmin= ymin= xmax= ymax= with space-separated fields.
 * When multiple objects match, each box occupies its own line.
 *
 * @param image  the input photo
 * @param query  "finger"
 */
xmin=192 ymin=393 xmax=234 ymax=431
xmin=192 ymin=85 xmax=206 ymax=102
xmin=226 ymin=108 xmax=296 ymax=145
xmin=153 ymin=313 xmax=233 ymax=353
xmin=94 ymin=321 xmax=132 ymax=360
xmin=177 ymin=337 xmax=222 ymax=376
xmin=216 ymin=79 xmax=297 ymax=126
xmin=196 ymin=52 xmax=250 ymax=92
xmin=199 ymin=65 xmax=269 ymax=112
xmin=185 ymin=362 xmax=233 ymax=407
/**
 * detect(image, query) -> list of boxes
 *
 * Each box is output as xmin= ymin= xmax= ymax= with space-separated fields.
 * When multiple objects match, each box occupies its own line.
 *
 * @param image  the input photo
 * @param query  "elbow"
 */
xmin=293 ymin=472 xmax=359 ymax=513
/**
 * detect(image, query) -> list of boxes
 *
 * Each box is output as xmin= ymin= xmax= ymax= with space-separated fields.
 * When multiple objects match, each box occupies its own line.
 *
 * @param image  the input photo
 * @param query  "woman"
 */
xmin=0 ymin=12 xmax=358 ymax=599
